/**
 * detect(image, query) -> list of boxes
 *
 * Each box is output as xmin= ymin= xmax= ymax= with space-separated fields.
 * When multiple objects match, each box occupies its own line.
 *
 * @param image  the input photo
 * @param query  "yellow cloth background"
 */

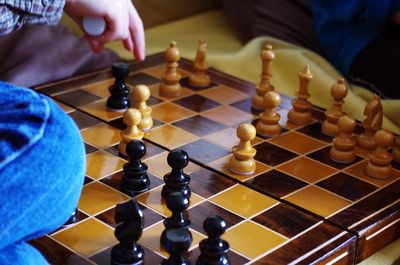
xmin=63 ymin=8 xmax=400 ymax=265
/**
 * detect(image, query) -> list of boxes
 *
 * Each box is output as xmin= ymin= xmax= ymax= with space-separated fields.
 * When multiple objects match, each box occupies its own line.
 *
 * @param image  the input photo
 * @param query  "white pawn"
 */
xmin=118 ymin=109 xmax=144 ymax=156
xmin=366 ymin=130 xmax=394 ymax=179
xmin=329 ymin=115 xmax=357 ymax=163
xmin=256 ymin=91 xmax=281 ymax=137
xmin=131 ymin=84 xmax=153 ymax=131
xmin=229 ymin=124 xmax=257 ymax=175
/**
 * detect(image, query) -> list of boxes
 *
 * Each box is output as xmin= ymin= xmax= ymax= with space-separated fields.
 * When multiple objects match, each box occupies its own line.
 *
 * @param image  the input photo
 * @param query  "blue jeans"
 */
xmin=0 ymin=82 xmax=85 ymax=264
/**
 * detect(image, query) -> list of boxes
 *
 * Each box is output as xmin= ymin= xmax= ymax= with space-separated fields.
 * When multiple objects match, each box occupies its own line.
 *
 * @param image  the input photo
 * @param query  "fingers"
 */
xmin=128 ymin=4 xmax=145 ymax=61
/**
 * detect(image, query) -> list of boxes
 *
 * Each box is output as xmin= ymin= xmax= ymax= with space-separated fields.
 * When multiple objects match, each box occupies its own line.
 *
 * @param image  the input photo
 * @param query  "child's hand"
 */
xmin=64 ymin=0 xmax=145 ymax=61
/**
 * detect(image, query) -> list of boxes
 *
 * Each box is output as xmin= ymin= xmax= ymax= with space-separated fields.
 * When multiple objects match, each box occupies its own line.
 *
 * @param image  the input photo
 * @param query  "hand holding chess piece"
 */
xmin=256 ymin=91 xmax=281 ymax=137
xmin=229 ymin=124 xmax=257 ymax=175
xmin=189 ymin=40 xmax=211 ymax=88
xmin=329 ymin=115 xmax=357 ymax=163
xmin=118 ymin=109 xmax=144 ymax=156
xmin=366 ymin=129 xmax=394 ymax=179
xmin=131 ymin=84 xmax=153 ymax=131
xmin=159 ymin=42 xmax=182 ymax=97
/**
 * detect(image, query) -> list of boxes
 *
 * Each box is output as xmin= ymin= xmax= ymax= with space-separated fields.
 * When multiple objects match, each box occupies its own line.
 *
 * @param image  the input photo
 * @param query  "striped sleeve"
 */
xmin=0 ymin=0 xmax=65 ymax=35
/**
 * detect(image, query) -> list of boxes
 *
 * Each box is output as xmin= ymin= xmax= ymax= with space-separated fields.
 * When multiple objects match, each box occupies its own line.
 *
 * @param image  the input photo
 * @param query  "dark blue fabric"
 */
xmin=312 ymin=0 xmax=400 ymax=75
xmin=0 ymin=82 xmax=85 ymax=264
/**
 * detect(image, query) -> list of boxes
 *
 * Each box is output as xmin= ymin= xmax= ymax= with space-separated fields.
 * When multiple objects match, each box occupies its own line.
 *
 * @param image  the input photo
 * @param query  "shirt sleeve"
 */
xmin=0 ymin=0 xmax=65 ymax=35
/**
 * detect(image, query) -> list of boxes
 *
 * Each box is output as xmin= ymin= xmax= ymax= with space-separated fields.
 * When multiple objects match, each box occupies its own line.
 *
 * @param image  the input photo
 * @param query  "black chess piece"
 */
xmin=121 ymin=140 xmax=150 ymax=196
xmin=111 ymin=198 xmax=145 ymax=265
xmin=161 ymin=149 xmax=191 ymax=199
xmin=162 ymin=228 xmax=193 ymax=265
xmin=161 ymin=192 xmax=191 ymax=246
xmin=196 ymin=215 xmax=230 ymax=265
xmin=107 ymin=62 xmax=130 ymax=112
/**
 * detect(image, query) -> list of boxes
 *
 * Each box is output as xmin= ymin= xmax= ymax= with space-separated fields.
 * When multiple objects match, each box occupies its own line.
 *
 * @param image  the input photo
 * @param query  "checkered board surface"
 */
xmin=31 ymin=53 xmax=400 ymax=264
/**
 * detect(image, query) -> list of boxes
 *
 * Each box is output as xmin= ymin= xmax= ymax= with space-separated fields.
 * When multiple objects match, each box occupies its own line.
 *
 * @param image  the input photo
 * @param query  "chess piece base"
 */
xmin=189 ymin=74 xmax=210 ymax=88
xmin=366 ymin=163 xmax=392 ymax=179
xmin=159 ymin=83 xmax=181 ymax=97
xmin=111 ymin=244 xmax=144 ymax=265
xmin=229 ymin=157 xmax=256 ymax=175
xmin=321 ymin=120 xmax=339 ymax=136
xmin=138 ymin=117 xmax=153 ymax=131
xmin=106 ymin=97 xmax=129 ymax=112
xmin=287 ymin=109 xmax=312 ymax=125
xmin=329 ymin=147 xmax=355 ymax=164
xmin=121 ymin=175 xmax=150 ymax=196
xmin=358 ymin=134 xmax=376 ymax=150
xmin=256 ymin=121 xmax=281 ymax=137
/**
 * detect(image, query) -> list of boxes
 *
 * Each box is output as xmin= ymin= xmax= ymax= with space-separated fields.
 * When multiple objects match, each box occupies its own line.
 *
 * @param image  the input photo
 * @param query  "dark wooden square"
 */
xmin=172 ymin=115 xmax=226 ymax=137
xmin=296 ymin=122 xmax=333 ymax=143
xmin=307 ymin=146 xmax=362 ymax=170
xmin=230 ymin=98 xmax=262 ymax=115
xmin=252 ymin=203 xmax=319 ymax=238
xmin=173 ymin=94 xmax=220 ymax=112
xmin=254 ymin=142 xmax=297 ymax=166
xmin=245 ymin=170 xmax=308 ymax=198
xmin=316 ymin=173 xmax=378 ymax=202
xmin=84 ymin=143 xmax=98 ymax=154
xmin=190 ymin=168 xmax=236 ymax=198
xmin=125 ymin=72 xmax=161 ymax=86
xmin=69 ymin=110 xmax=102 ymax=130
xmin=180 ymin=139 xmax=230 ymax=164
xmin=186 ymin=201 xmax=244 ymax=234
xmin=53 ymin=89 xmax=102 ymax=107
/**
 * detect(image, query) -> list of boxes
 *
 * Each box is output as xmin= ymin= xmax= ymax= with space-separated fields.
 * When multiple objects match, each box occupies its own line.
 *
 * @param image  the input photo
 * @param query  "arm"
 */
xmin=0 ymin=0 xmax=65 ymax=35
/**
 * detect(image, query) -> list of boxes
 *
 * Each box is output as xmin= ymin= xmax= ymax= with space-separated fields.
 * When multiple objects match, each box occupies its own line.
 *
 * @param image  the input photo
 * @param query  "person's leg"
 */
xmin=0 ymin=82 xmax=85 ymax=264
xmin=349 ymin=21 xmax=400 ymax=99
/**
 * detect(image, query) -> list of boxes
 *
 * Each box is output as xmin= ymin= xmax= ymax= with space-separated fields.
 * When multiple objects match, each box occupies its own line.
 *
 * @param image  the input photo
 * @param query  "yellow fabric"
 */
xmin=63 ymin=9 xmax=400 ymax=263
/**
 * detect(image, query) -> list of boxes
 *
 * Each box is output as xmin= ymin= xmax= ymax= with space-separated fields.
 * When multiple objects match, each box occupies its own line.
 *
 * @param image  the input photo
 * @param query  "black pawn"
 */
xmin=161 ymin=192 xmax=191 ymax=246
xmin=107 ymin=62 xmax=130 ymax=112
xmin=121 ymin=140 xmax=150 ymax=196
xmin=111 ymin=198 xmax=145 ymax=265
xmin=162 ymin=228 xmax=192 ymax=265
xmin=196 ymin=215 xmax=230 ymax=265
xmin=162 ymin=149 xmax=191 ymax=199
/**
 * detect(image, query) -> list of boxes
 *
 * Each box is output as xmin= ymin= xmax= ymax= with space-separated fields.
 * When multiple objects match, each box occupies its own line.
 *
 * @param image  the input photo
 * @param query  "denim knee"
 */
xmin=0 ymin=82 xmax=85 ymax=264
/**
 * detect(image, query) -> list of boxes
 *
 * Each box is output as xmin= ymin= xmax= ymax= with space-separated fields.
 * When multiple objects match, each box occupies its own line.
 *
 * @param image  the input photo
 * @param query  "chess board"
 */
xmin=30 ymin=53 xmax=400 ymax=264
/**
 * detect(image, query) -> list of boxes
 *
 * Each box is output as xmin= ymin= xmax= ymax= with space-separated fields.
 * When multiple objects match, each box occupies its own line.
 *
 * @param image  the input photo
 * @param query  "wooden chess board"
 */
xmin=30 ymin=53 xmax=400 ymax=264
